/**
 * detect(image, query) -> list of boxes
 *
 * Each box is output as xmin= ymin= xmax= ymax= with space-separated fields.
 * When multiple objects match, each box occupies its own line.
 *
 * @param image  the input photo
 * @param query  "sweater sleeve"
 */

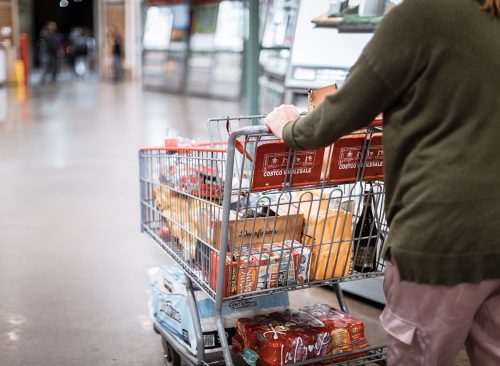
xmin=283 ymin=1 xmax=427 ymax=150
xmin=282 ymin=56 xmax=397 ymax=149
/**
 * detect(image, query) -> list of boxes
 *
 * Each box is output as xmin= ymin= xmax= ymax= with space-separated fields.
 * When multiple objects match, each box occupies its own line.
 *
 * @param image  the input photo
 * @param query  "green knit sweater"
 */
xmin=282 ymin=0 xmax=500 ymax=285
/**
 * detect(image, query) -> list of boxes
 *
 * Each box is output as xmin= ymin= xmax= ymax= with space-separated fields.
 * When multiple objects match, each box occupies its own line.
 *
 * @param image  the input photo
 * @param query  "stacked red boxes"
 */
xmin=251 ymin=141 xmax=325 ymax=191
xmin=326 ymin=133 xmax=384 ymax=184
xmin=363 ymin=133 xmax=384 ymax=181
xmin=326 ymin=135 xmax=365 ymax=184
xmin=233 ymin=304 xmax=369 ymax=366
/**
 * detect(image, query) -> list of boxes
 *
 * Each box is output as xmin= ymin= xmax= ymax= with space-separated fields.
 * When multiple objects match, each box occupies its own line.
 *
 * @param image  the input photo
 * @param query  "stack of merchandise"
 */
xmin=210 ymin=240 xmax=311 ymax=297
xmin=292 ymin=190 xmax=354 ymax=280
xmin=149 ymin=264 xmax=290 ymax=355
xmin=153 ymin=186 xmax=200 ymax=259
xmin=233 ymin=304 xmax=369 ymax=366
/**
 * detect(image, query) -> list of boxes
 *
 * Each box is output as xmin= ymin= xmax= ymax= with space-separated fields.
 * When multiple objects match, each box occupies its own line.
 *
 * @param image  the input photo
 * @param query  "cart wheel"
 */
xmin=162 ymin=338 xmax=181 ymax=366
xmin=153 ymin=323 xmax=161 ymax=335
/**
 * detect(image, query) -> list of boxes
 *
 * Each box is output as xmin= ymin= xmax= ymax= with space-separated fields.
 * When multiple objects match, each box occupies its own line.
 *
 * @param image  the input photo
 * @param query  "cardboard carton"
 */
xmin=307 ymin=84 xmax=384 ymax=183
xmin=199 ymin=205 xmax=303 ymax=250
xmin=251 ymin=140 xmax=325 ymax=191
xmin=307 ymin=83 xmax=338 ymax=111
xmin=324 ymin=133 xmax=384 ymax=184
xmin=293 ymin=190 xmax=353 ymax=280
xmin=210 ymin=241 xmax=311 ymax=297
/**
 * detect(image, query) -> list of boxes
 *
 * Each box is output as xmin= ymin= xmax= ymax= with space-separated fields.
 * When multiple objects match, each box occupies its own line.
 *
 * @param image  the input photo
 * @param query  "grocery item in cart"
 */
xmin=199 ymin=205 xmax=303 ymax=250
xmin=300 ymin=304 xmax=369 ymax=351
xmin=171 ymin=162 xmax=223 ymax=200
xmin=233 ymin=304 xmax=368 ymax=366
xmin=210 ymin=248 xmax=274 ymax=296
xmin=306 ymin=84 xmax=383 ymax=183
xmin=250 ymin=240 xmax=311 ymax=290
xmin=231 ymin=250 xmax=272 ymax=295
xmin=324 ymin=133 xmax=384 ymax=184
xmin=307 ymin=84 xmax=338 ymax=112
xmin=306 ymin=83 xmax=383 ymax=130
xmin=210 ymin=241 xmax=311 ymax=297
xmin=325 ymin=134 xmax=365 ymax=184
xmin=353 ymin=189 xmax=379 ymax=273
xmin=251 ymin=140 xmax=325 ymax=191
xmin=293 ymin=190 xmax=353 ymax=280
xmin=150 ymin=266 xmax=236 ymax=354
xmin=153 ymin=187 xmax=200 ymax=259
xmin=264 ymin=241 xmax=311 ymax=287
xmin=233 ymin=311 xmax=317 ymax=366
xmin=159 ymin=224 xmax=173 ymax=242
xmin=149 ymin=264 xmax=290 ymax=355
xmin=362 ymin=133 xmax=383 ymax=181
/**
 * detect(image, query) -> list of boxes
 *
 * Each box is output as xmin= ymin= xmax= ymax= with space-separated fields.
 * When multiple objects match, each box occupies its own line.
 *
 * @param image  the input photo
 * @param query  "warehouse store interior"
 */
xmin=0 ymin=0 xmax=483 ymax=365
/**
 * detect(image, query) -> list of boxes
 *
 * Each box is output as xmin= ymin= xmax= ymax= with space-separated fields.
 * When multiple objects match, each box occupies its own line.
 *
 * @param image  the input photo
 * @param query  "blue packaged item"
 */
xmin=148 ymin=264 xmax=289 ymax=354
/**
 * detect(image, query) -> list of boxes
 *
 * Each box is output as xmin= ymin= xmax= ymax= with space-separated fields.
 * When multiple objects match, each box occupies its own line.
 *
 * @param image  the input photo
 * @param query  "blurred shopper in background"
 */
xmin=265 ymin=0 xmax=500 ymax=365
xmin=84 ymin=28 xmax=97 ymax=75
xmin=67 ymin=27 xmax=89 ymax=78
xmin=107 ymin=25 xmax=122 ymax=82
xmin=39 ymin=21 xmax=64 ymax=83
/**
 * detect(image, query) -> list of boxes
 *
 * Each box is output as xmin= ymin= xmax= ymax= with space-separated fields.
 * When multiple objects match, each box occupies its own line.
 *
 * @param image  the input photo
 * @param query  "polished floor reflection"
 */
xmin=0 ymin=82 xmax=469 ymax=366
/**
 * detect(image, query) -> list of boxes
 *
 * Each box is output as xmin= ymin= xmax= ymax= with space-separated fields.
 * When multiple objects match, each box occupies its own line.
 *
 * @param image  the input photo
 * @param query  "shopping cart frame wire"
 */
xmin=185 ymin=274 xmax=205 ymax=365
xmin=214 ymin=125 xmax=270 ymax=365
xmin=140 ymin=120 xmax=388 ymax=366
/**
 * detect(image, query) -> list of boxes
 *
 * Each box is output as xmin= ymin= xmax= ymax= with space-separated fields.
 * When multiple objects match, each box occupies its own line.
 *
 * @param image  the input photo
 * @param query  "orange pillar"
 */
xmin=19 ymin=33 xmax=29 ymax=86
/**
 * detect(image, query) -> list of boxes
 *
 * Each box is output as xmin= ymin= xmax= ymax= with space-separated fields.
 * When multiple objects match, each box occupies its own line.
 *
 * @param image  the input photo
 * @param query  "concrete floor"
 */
xmin=0 ymin=81 xmax=470 ymax=365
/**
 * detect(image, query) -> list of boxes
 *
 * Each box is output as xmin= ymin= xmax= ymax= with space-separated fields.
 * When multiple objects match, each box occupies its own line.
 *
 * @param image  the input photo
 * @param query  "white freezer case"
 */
xmin=341 ymin=277 xmax=386 ymax=305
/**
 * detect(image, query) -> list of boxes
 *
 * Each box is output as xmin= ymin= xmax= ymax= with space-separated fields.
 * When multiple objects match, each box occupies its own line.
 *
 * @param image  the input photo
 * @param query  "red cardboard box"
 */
xmin=326 ymin=135 xmax=365 ymax=184
xmin=326 ymin=133 xmax=384 ymax=184
xmin=251 ymin=141 xmax=325 ymax=191
xmin=363 ymin=133 xmax=384 ymax=181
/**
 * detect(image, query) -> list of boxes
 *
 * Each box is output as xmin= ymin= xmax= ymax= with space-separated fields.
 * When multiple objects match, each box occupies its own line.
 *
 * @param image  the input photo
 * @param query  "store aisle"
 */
xmin=0 ymin=82 xmax=242 ymax=366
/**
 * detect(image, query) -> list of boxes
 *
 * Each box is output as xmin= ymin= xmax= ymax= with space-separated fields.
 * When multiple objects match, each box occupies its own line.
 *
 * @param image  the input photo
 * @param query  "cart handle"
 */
xmin=139 ymin=146 xmax=228 ymax=153
xmin=227 ymin=120 xmax=271 ymax=162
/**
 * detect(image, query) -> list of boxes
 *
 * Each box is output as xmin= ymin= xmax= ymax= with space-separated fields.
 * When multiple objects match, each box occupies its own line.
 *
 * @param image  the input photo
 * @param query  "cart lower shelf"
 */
xmin=154 ymin=322 xmax=388 ymax=366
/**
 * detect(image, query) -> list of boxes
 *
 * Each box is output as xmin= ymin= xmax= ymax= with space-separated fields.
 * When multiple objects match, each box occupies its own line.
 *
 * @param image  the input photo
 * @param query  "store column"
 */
xmin=124 ymin=0 xmax=141 ymax=79
xmin=244 ymin=0 xmax=259 ymax=115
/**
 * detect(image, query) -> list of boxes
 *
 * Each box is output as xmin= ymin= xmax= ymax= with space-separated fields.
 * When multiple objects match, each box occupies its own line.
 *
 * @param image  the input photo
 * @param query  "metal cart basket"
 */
xmin=140 ymin=115 xmax=388 ymax=366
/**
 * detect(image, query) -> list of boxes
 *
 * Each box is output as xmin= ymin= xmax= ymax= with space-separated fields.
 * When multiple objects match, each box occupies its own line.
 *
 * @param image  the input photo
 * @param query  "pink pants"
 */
xmin=380 ymin=259 xmax=500 ymax=366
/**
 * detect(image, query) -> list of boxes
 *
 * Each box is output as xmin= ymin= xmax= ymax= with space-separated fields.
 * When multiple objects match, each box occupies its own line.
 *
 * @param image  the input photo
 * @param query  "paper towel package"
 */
xmin=149 ymin=264 xmax=290 ymax=355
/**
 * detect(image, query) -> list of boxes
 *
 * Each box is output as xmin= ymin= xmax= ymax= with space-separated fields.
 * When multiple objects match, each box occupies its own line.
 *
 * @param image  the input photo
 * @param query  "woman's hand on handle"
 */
xmin=264 ymin=104 xmax=300 ymax=140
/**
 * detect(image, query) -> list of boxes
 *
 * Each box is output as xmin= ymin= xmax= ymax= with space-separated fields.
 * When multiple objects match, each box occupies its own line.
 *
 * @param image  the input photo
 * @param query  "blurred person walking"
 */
xmin=107 ymin=25 xmax=122 ymax=82
xmin=67 ymin=27 xmax=89 ymax=78
xmin=40 ymin=21 xmax=64 ymax=83
xmin=265 ymin=0 xmax=500 ymax=365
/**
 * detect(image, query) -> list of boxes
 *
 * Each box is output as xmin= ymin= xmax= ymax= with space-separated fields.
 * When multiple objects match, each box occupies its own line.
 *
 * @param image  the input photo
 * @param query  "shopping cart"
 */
xmin=140 ymin=115 xmax=388 ymax=366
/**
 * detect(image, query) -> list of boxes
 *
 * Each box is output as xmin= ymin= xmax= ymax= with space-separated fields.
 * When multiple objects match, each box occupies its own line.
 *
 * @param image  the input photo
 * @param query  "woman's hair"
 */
xmin=481 ymin=0 xmax=500 ymax=18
